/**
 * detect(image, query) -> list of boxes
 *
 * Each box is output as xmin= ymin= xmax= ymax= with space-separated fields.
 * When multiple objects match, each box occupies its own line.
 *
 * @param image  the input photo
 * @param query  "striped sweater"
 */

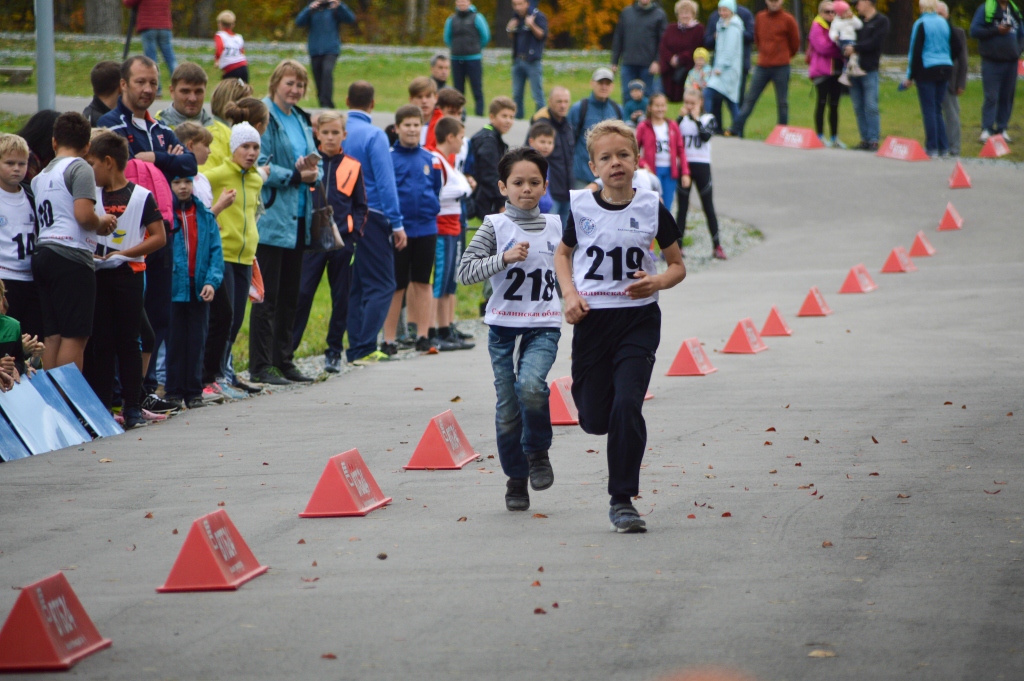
xmin=457 ymin=202 xmax=550 ymax=286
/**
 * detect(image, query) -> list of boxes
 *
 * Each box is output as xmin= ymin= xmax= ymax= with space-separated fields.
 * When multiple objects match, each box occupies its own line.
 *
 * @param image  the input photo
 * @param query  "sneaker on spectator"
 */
xmin=379 ymin=342 xmax=399 ymax=357
xmin=351 ymin=350 xmax=391 ymax=366
xmin=831 ymin=137 xmax=847 ymax=150
xmin=324 ymin=353 xmax=342 ymax=373
xmin=231 ymin=378 xmax=262 ymax=394
xmin=979 ymin=129 xmax=991 ymax=143
xmin=283 ymin=367 xmax=315 ymax=382
xmin=123 ymin=408 xmax=146 ymax=429
xmin=818 ymin=134 xmax=832 ymax=148
xmin=186 ymin=396 xmax=206 ymax=409
xmin=216 ymin=380 xmax=248 ymax=400
xmin=253 ymin=367 xmax=292 ymax=385
xmin=1000 ymin=131 xmax=1012 ymax=143
xmin=713 ymin=244 xmax=727 ymax=260
xmin=142 ymin=409 xmax=168 ymax=422
xmin=142 ymin=393 xmax=182 ymax=414
xmin=203 ymin=384 xmax=226 ymax=403
xmin=415 ymin=336 xmax=439 ymax=354
xmin=395 ymin=335 xmax=416 ymax=349
xmin=450 ymin=323 xmax=474 ymax=340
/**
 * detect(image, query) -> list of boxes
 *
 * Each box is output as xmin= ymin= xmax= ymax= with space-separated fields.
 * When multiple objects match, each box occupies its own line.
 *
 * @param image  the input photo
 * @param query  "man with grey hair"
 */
xmin=938 ymin=1 xmax=968 ymax=155
xmin=528 ymin=86 xmax=574 ymax=225
xmin=430 ymin=53 xmax=450 ymax=91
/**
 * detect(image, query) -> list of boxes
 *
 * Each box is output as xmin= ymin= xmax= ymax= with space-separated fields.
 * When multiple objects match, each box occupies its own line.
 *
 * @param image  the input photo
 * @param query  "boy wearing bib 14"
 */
xmin=458 ymin=147 xmax=562 ymax=511
xmin=554 ymin=120 xmax=686 ymax=533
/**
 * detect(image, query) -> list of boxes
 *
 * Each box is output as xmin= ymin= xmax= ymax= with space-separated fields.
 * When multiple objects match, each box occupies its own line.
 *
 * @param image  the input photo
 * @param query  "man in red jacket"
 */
xmin=124 ymin=0 xmax=178 ymax=97
xmin=727 ymin=0 xmax=800 ymax=137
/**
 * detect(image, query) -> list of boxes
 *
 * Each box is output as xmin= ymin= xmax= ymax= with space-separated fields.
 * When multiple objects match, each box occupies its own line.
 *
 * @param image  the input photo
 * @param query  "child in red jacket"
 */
xmin=635 ymin=93 xmax=690 ymax=214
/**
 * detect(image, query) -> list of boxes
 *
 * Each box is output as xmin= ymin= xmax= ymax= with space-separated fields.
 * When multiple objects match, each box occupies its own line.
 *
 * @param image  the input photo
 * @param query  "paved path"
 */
xmin=1 ymin=140 xmax=1021 ymax=680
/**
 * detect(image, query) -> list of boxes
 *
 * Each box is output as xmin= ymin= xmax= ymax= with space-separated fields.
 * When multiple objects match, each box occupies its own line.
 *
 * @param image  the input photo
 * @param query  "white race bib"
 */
xmin=31 ymin=157 xmax=96 ymax=253
xmin=484 ymin=213 xmax=563 ymax=328
xmin=94 ymin=184 xmax=151 ymax=267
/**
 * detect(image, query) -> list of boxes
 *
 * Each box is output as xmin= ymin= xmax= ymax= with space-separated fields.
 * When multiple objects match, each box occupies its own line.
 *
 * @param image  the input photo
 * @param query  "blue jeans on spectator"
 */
xmin=452 ymin=59 xmax=485 ymax=116
xmin=848 ymin=70 xmax=880 ymax=144
xmin=345 ymin=211 xmax=396 ymax=362
xmin=512 ymin=59 xmax=545 ymax=119
xmin=619 ymin=64 xmax=661 ymax=104
xmin=916 ymin=79 xmax=948 ymax=155
xmin=704 ymin=87 xmax=739 ymax=133
xmin=291 ymin=246 xmax=353 ymax=362
xmin=655 ymin=166 xmax=676 ymax=212
xmin=730 ymin=65 xmax=790 ymax=137
xmin=139 ymin=29 xmax=177 ymax=90
xmin=488 ymin=326 xmax=561 ymax=479
xmin=549 ymin=198 xmax=571 ymax=227
xmin=980 ymin=59 xmax=1017 ymax=134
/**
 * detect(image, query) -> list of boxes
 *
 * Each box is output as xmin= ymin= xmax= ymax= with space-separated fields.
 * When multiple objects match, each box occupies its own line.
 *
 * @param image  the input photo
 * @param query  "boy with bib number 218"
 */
xmin=554 ymin=120 xmax=686 ymax=533
xmin=458 ymin=147 xmax=563 ymax=512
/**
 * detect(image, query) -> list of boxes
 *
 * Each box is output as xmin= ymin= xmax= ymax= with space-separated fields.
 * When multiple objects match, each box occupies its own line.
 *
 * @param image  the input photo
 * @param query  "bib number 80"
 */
xmin=503 ymin=268 xmax=556 ymax=302
xmin=584 ymin=246 xmax=645 ymax=281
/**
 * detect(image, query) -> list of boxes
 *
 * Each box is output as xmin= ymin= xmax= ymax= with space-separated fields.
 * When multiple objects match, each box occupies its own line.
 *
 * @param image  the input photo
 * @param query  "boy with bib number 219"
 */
xmin=458 ymin=147 xmax=563 ymax=512
xmin=554 ymin=120 xmax=686 ymax=533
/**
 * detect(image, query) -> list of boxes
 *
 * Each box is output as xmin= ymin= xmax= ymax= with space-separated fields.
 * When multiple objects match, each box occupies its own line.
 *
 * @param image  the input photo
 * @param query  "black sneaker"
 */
xmin=380 ymin=341 xmax=399 ymax=356
xmin=527 ymin=451 xmax=553 ymax=491
xmin=186 ymin=396 xmax=206 ymax=410
xmin=450 ymin=323 xmax=474 ymax=340
xmin=324 ymin=354 xmax=342 ymax=373
xmin=253 ymin=367 xmax=292 ymax=385
xmin=415 ymin=336 xmax=438 ymax=354
xmin=395 ymin=336 xmax=416 ymax=349
xmin=609 ymin=503 xmax=647 ymax=533
xmin=282 ymin=367 xmax=314 ymax=383
xmin=232 ymin=378 xmax=263 ymax=394
xmin=142 ymin=393 xmax=182 ymax=414
xmin=505 ymin=478 xmax=530 ymax=511
xmin=123 ymin=408 xmax=146 ymax=430
xmin=436 ymin=337 xmax=462 ymax=352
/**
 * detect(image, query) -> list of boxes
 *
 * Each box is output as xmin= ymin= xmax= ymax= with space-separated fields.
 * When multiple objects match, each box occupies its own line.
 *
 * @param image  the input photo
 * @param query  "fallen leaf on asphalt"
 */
xmin=822 ymin=541 xmax=833 ymax=548
xmin=531 ymin=581 xmax=541 ymax=587
xmin=322 ymin=653 xmax=337 ymax=659
xmin=871 ymin=436 xmax=879 ymax=444
xmin=869 ymin=472 xmax=880 ymax=476
xmin=855 ymin=556 xmax=869 ymax=560
xmin=457 ymin=516 xmax=467 ymax=522
xmin=961 ymin=405 xmax=966 ymax=410
xmin=126 ymin=544 xmax=136 ymax=551
xmin=901 ymin=440 xmax=908 ymax=443
xmin=707 ymin=464 xmax=713 ymax=469
xmin=944 ymin=401 xmax=952 ymax=405
xmin=1009 ymin=412 xmax=1014 ymax=417
xmin=262 ymin=462 xmax=269 ymax=466
xmin=487 ymin=454 xmax=494 ymax=459
xmin=172 ymin=528 xmax=178 ymax=534
xmin=301 ymin=577 xmax=319 ymax=583
xmin=798 ymin=484 xmax=812 ymax=489
xmin=769 ymin=469 xmax=778 ymax=474
xmin=704 ymin=473 xmax=715 ymax=479
xmin=815 ymin=439 xmax=820 ymax=444
xmin=766 ymin=427 xmax=776 ymax=432
xmin=984 ymin=490 xmax=1001 ymax=495
xmin=538 ymin=566 xmax=544 ymax=572
xmin=312 ymin=561 xmax=317 ymax=567
xmin=808 ymin=650 xmax=835 ymax=658
xmin=586 ymin=449 xmax=597 ymax=453
xmin=99 ymin=458 xmax=112 ymax=463
xmin=804 ymin=436 xmax=809 ymax=441
xmin=144 ymin=512 xmax=153 ymax=519
xmin=551 ymin=602 xmax=559 ymax=608
xmin=846 ymin=474 xmax=852 ymax=479
xmin=810 ymin=490 xmax=818 ymax=496
xmin=721 ymin=512 xmax=732 ymax=518
xmin=532 ymin=513 xmax=548 ymax=518
xmin=695 ymin=502 xmax=706 ymax=507
xmin=795 ymin=462 xmax=802 ymax=467
xmin=218 ymin=501 xmax=225 ymax=506
xmin=349 ymin=537 xmax=360 ymax=542
xmin=994 ymin=481 xmax=1007 ymax=485
xmin=377 ymin=553 xmax=388 ymax=560
xmin=897 ymin=493 xmax=910 ymax=499
xmin=764 ymin=441 xmax=773 ymax=446
xmin=298 ymin=539 xmax=306 ymax=544
xmin=450 ymin=396 xmax=462 ymax=402
xmin=687 ymin=514 xmax=696 ymax=519
xmin=413 ymin=387 xmax=423 ymax=391
xmin=534 ymin=608 xmax=546 ymax=615
xmin=785 ymin=404 xmax=790 ymax=408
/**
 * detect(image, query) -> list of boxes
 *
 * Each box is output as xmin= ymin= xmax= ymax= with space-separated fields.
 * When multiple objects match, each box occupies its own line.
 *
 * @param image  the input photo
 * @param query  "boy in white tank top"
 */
xmin=30 ymin=112 xmax=117 ymax=372
xmin=554 ymin=120 xmax=687 ymax=533
xmin=0 ymin=133 xmax=44 ymax=343
xmin=457 ymin=147 xmax=563 ymax=512
xmin=214 ymin=11 xmax=249 ymax=83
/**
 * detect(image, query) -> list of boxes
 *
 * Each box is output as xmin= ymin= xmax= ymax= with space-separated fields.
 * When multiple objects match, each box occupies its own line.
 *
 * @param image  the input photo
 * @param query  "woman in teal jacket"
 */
xmin=903 ymin=0 xmax=956 ymax=156
xmin=252 ymin=59 xmax=323 ymax=386
xmin=705 ymin=0 xmax=744 ymax=132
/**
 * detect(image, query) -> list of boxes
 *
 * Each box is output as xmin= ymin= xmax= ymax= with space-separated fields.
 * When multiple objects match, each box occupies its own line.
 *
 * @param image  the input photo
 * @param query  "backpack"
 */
xmin=573 ymin=97 xmax=623 ymax=134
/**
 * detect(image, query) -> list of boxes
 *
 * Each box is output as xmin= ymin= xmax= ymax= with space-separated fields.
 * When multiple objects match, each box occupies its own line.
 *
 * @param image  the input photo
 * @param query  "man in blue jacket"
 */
xmin=343 ymin=81 xmax=407 ymax=365
xmin=568 ymin=68 xmax=623 ymax=186
xmin=704 ymin=3 xmax=756 ymax=107
xmin=507 ymin=0 xmax=549 ymax=119
xmin=970 ymin=0 xmax=1024 ymax=142
xmin=295 ymin=0 xmax=357 ymax=109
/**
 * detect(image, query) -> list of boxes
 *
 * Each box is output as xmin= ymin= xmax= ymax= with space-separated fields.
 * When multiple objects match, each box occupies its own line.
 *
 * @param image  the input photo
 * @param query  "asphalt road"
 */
xmin=0 ymin=137 xmax=1021 ymax=681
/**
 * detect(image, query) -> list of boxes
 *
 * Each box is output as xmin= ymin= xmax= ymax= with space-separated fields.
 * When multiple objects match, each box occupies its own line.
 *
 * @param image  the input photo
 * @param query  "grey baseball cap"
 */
xmin=592 ymin=67 xmax=615 ymax=82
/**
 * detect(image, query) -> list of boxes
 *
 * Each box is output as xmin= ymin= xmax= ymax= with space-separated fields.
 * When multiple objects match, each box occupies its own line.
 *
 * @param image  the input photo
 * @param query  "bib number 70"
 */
xmin=503 ymin=268 xmax=556 ymax=302
xmin=584 ymin=246 xmax=646 ymax=281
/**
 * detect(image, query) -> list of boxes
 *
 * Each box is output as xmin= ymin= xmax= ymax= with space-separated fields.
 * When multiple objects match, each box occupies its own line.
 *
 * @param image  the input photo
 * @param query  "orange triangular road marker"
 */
xmin=722 ymin=319 xmax=769 ymax=353
xmin=909 ymin=231 xmax=936 ymax=257
xmin=797 ymin=287 xmax=833 ymax=316
xmin=876 ymin=136 xmax=930 ymax=161
xmin=157 ymin=510 xmax=268 ymax=592
xmin=938 ymin=202 xmax=963 ymax=231
xmin=760 ymin=306 xmax=792 ymax=336
xmin=979 ymin=134 xmax=1010 ymax=158
xmin=948 ymin=161 xmax=971 ymax=188
xmin=0 ymin=572 xmax=111 ymax=672
xmin=300 ymin=449 xmax=392 ymax=518
xmin=666 ymin=337 xmax=719 ymax=374
xmin=549 ymin=376 xmax=579 ymax=425
xmin=404 ymin=410 xmax=478 ymax=469
xmin=881 ymin=246 xmax=917 ymax=273
xmin=839 ymin=264 xmax=878 ymax=293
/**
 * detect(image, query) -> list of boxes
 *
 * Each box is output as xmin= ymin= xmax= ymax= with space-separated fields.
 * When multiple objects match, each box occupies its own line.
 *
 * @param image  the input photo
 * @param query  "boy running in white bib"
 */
xmin=458 ymin=147 xmax=562 ymax=511
xmin=554 ymin=120 xmax=686 ymax=533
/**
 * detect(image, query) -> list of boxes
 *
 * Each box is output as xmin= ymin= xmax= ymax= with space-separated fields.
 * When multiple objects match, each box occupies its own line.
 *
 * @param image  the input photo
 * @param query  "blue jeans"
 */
xmin=452 ymin=58 xmax=485 ymax=116
xmin=848 ymin=70 xmax=880 ymax=144
xmin=549 ymin=198 xmax=571 ymax=227
xmin=619 ymin=64 xmax=661 ymax=104
xmin=916 ymin=79 xmax=948 ymax=154
xmin=730 ymin=64 xmax=790 ymax=136
xmin=980 ymin=59 xmax=1017 ymax=134
xmin=704 ymin=87 xmax=739 ymax=132
xmin=512 ymin=59 xmax=545 ymax=119
xmin=139 ymin=29 xmax=177 ymax=88
xmin=291 ymin=246 xmax=353 ymax=360
xmin=656 ymin=166 xmax=676 ymax=212
xmin=488 ymin=327 xmax=561 ymax=479
xmin=345 ymin=212 xmax=396 ymax=362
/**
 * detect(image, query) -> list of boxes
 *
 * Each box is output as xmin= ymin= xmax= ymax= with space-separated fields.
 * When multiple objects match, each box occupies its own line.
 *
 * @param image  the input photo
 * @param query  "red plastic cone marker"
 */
xmin=765 ymin=125 xmax=825 ymax=149
xmin=722 ymin=319 xmax=769 ymax=353
xmin=760 ymin=306 xmax=793 ymax=336
xmin=157 ymin=510 xmax=268 ymax=592
xmin=938 ymin=202 xmax=963 ymax=231
xmin=979 ymin=134 xmax=1010 ymax=158
xmin=881 ymin=246 xmax=918 ymax=273
xmin=840 ymin=264 xmax=878 ymax=293
xmin=404 ymin=410 xmax=478 ymax=469
xmin=909 ymin=231 xmax=936 ymax=257
xmin=797 ymin=287 xmax=833 ymax=316
xmin=644 ymin=390 xmax=654 ymax=401
xmin=876 ymin=136 xmax=930 ymax=161
xmin=300 ymin=449 xmax=392 ymax=518
xmin=666 ymin=337 xmax=719 ymax=375
xmin=549 ymin=376 xmax=579 ymax=425
xmin=948 ymin=160 xmax=971 ymax=188
xmin=0 ymin=572 xmax=111 ymax=672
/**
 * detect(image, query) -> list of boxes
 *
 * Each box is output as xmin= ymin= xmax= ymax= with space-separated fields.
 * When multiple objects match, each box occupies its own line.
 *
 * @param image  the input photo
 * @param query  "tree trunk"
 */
xmin=84 ymin=0 xmax=122 ymax=35
xmin=418 ymin=0 xmax=430 ymax=42
xmin=190 ymin=0 xmax=215 ymax=38
xmin=405 ymin=0 xmax=418 ymax=36
xmin=885 ymin=0 xmax=914 ymax=54
xmin=493 ymin=0 xmax=513 ymax=47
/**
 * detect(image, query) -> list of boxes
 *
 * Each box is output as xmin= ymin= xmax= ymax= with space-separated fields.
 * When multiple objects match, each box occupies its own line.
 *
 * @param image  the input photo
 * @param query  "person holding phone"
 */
xmin=295 ymin=0 xmax=357 ymax=108
xmin=507 ymin=0 xmax=549 ymax=120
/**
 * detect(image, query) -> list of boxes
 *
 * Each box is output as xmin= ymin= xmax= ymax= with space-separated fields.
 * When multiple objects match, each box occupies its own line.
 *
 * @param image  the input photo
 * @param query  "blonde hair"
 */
xmin=217 ymin=9 xmax=236 ymax=25
xmin=585 ymin=119 xmax=640 ymax=161
xmin=918 ymin=0 xmax=937 ymax=11
xmin=316 ymin=110 xmax=346 ymax=129
xmin=0 ymin=133 xmax=30 ymax=160
xmin=268 ymin=59 xmax=309 ymax=99
xmin=175 ymin=121 xmax=215 ymax=147
xmin=675 ymin=0 xmax=699 ymax=16
xmin=210 ymin=77 xmax=254 ymax=120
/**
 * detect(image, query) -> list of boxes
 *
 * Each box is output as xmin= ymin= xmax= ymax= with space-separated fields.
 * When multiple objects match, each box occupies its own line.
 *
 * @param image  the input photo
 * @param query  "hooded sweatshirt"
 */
xmin=612 ymin=1 xmax=669 ymax=67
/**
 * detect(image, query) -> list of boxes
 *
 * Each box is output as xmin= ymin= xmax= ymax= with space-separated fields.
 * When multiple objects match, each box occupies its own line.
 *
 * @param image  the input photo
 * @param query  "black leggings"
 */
xmin=85 ymin=266 xmax=144 ymax=411
xmin=676 ymin=162 xmax=719 ymax=248
xmin=815 ymin=76 xmax=841 ymax=138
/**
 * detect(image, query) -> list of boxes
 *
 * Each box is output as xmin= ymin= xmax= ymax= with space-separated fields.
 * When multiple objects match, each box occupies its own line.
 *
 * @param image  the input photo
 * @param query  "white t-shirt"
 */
xmin=31 ymin=156 xmax=98 ymax=253
xmin=653 ymin=122 xmax=671 ymax=169
xmin=678 ymin=113 xmax=714 ymax=165
xmin=0 ymin=188 xmax=37 ymax=281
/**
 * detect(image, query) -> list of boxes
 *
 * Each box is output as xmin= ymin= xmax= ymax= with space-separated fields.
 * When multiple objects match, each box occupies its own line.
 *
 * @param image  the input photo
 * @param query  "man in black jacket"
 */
xmin=846 ymin=0 xmax=890 ymax=150
xmin=466 ymin=97 xmax=515 ymax=220
xmin=612 ymin=0 xmax=668 ymax=103
xmin=938 ymin=2 xmax=969 ymax=155
xmin=527 ymin=86 xmax=574 ymax=226
xmin=82 ymin=61 xmax=122 ymax=126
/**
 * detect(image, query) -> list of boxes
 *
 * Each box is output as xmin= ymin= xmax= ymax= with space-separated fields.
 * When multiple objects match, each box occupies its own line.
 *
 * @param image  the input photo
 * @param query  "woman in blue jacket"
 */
xmin=252 ymin=59 xmax=323 ymax=386
xmin=903 ymin=0 xmax=958 ymax=156
xmin=705 ymin=0 xmax=744 ymax=133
